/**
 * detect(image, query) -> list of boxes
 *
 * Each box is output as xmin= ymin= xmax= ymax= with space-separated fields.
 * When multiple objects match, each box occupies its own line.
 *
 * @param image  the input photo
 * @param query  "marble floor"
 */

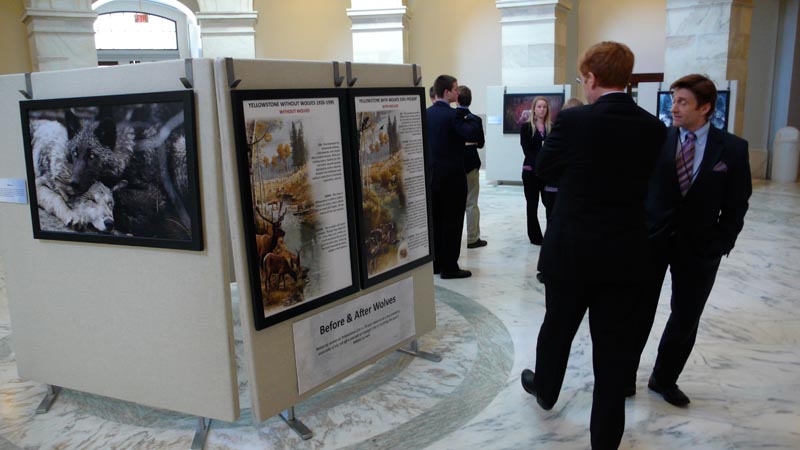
xmin=1 ymin=176 xmax=799 ymax=450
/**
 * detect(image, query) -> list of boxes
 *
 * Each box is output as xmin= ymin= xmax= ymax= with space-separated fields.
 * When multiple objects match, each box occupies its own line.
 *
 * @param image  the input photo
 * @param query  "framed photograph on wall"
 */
xmin=20 ymin=90 xmax=203 ymax=251
xmin=348 ymin=87 xmax=434 ymax=287
xmin=657 ymin=90 xmax=731 ymax=130
xmin=231 ymin=89 xmax=360 ymax=330
xmin=503 ymin=92 xmax=565 ymax=134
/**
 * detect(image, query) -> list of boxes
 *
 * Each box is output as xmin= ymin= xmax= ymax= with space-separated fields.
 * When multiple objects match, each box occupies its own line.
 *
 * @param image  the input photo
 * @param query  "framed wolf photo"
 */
xmin=231 ymin=89 xmax=360 ymax=330
xmin=657 ymin=89 xmax=731 ymax=130
xmin=20 ymin=90 xmax=203 ymax=250
xmin=348 ymin=88 xmax=434 ymax=288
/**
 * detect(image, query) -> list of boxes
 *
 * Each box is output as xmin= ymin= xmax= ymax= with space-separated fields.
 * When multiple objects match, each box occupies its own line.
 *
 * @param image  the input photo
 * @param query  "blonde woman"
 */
xmin=519 ymin=96 xmax=551 ymax=245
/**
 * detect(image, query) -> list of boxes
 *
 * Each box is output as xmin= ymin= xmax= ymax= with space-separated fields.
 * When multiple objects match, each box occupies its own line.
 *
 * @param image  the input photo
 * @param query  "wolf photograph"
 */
xmin=233 ymin=89 xmax=358 ymax=330
xmin=21 ymin=91 xmax=202 ymax=250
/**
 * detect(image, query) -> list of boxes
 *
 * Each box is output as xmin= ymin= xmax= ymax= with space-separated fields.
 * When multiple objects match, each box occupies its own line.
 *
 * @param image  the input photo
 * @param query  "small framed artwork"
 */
xmin=230 ymin=89 xmax=360 ymax=330
xmin=503 ymin=92 xmax=565 ymax=134
xmin=657 ymin=90 xmax=731 ymax=130
xmin=20 ymin=90 xmax=203 ymax=251
xmin=348 ymin=87 xmax=434 ymax=287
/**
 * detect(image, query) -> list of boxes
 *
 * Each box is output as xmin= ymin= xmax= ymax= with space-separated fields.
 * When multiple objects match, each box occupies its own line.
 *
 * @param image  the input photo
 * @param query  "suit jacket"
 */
xmin=426 ymin=101 xmax=483 ymax=189
xmin=457 ymin=106 xmax=485 ymax=172
xmin=520 ymin=121 xmax=545 ymax=168
xmin=536 ymin=93 xmax=667 ymax=282
xmin=646 ymin=126 xmax=751 ymax=259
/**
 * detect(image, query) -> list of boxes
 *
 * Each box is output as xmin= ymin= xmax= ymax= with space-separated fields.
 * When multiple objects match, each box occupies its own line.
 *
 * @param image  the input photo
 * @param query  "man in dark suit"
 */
xmin=520 ymin=41 xmax=666 ymax=450
xmin=630 ymin=74 xmax=752 ymax=407
xmin=426 ymin=75 xmax=483 ymax=279
xmin=456 ymin=85 xmax=487 ymax=249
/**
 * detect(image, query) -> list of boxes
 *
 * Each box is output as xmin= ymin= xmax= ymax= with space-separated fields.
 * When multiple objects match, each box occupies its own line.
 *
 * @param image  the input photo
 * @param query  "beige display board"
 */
xmin=214 ymin=59 xmax=436 ymax=422
xmin=0 ymin=60 xmax=239 ymax=421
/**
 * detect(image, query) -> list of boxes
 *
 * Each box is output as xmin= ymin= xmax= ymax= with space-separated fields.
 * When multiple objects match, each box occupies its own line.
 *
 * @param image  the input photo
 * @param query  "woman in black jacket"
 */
xmin=520 ymin=96 xmax=551 ymax=245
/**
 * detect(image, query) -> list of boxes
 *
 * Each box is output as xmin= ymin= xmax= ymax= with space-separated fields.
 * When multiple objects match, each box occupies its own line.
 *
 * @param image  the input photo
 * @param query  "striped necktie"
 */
xmin=676 ymin=132 xmax=696 ymax=196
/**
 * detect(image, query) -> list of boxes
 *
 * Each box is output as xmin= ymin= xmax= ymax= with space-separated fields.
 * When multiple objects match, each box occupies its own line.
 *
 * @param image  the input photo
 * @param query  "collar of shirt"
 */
xmin=435 ymin=100 xmax=450 ymax=106
xmin=599 ymin=90 xmax=626 ymax=97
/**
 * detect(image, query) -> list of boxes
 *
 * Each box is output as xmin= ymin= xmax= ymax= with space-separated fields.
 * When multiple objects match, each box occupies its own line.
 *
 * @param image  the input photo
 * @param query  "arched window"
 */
xmin=93 ymin=0 xmax=200 ymax=65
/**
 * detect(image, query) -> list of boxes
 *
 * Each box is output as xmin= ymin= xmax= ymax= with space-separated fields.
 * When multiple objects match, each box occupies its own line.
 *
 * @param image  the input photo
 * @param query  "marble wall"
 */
xmin=664 ymin=0 xmax=753 ymax=135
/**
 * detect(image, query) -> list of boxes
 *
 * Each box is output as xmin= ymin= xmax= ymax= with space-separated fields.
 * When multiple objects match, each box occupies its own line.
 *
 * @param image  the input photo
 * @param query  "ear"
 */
xmin=65 ymin=109 xmax=81 ymax=140
xmin=95 ymin=118 xmax=117 ymax=149
xmin=698 ymin=102 xmax=712 ymax=118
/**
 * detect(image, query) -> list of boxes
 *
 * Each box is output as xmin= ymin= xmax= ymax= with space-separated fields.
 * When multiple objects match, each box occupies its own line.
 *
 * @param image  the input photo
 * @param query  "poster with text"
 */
xmin=349 ymin=88 xmax=433 ymax=287
xmin=231 ymin=89 xmax=359 ymax=330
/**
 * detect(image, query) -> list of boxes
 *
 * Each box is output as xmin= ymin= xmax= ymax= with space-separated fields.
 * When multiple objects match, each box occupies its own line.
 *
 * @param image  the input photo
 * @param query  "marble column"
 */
xmin=347 ymin=0 xmax=409 ymax=64
xmin=495 ymin=0 xmax=572 ymax=86
xmin=196 ymin=0 xmax=257 ymax=58
xmin=22 ymin=0 xmax=98 ymax=72
xmin=664 ymin=0 xmax=753 ymax=135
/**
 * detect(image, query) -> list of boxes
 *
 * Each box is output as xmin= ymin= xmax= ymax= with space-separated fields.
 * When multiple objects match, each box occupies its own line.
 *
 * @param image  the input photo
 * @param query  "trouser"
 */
xmin=541 ymin=189 xmax=557 ymax=224
xmin=465 ymin=168 xmax=481 ymax=243
xmin=431 ymin=175 xmax=467 ymax=273
xmin=522 ymin=170 xmax=543 ymax=242
xmin=629 ymin=237 xmax=722 ymax=388
xmin=534 ymin=278 xmax=642 ymax=450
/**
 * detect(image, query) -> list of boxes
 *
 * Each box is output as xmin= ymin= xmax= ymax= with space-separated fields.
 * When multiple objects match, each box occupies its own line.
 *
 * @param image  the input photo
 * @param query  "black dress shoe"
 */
xmin=440 ymin=269 xmax=472 ymax=279
xmin=624 ymin=386 xmax=636 ymax=398
xmin=467 ymin=239 xmax=487 ymax=249
xmin=648 ymin=375 xmax=690 ymax=407
xmin=530 ymin=238 xmax=543 ymax=246
xmin=536 ymin=272 xmax=544 ymax=283
xmin=521 ymin=369 xmax=554 ymax=410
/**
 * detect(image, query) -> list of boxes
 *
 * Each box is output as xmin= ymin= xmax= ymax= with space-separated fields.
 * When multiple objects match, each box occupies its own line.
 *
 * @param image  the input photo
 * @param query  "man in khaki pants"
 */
xmin=456 ymin=85 xmax=486 ymax=249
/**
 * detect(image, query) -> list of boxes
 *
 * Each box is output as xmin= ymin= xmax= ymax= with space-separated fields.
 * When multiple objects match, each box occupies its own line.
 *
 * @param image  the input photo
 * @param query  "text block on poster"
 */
xmin=292 ymin=277 xmax=415 ymax=394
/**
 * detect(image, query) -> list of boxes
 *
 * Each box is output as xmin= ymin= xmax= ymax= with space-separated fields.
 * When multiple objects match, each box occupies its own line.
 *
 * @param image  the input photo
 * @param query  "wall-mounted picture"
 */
xmin=348 ymin=88 xmax=433 ymax=287
xmin=231 ymin=89 xmax=359 ymax=330
xmin=503 ymin=92 xmax=565 ymax=134
xmin=657 ymin=90 xmax=730 ymax=130
xmin=20 ymin=90 xmax=203 ymax=250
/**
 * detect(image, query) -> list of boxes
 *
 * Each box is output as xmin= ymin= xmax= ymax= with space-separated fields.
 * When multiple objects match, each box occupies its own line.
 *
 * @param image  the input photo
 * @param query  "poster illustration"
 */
xmin=232 ymin=89 xmax=359 ymax=330
xmin=349 ymin=88 xmax=433 ymax=287
xmin=657 ymin=90 xmax=730 ymax=130
xmin=20 ymin=91 xmax=203 ymax=250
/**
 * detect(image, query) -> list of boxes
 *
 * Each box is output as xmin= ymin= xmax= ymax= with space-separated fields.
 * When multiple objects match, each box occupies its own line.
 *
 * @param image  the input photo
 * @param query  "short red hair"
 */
xmin=579 ymin=41 xmax=634 ymax=89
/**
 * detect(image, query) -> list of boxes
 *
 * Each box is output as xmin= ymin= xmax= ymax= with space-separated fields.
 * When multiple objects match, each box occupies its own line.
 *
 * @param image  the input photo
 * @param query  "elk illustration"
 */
xmin=263 ymin=250 xmax=307 ymax=291
xmin=254 ymin=196 xmax=288 ymax=264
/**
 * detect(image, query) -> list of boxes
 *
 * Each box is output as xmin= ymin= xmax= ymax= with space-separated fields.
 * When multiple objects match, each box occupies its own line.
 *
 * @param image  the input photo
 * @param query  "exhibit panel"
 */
xmin=0 ymin=60 xmax=240 ymax=422
xmin=215 ymin=58 xmax=436 ymax=422
xmin=485 ymin=85 xmax=572 ymax=183
xmin=348 ymin=87 xmax=434 ymax=287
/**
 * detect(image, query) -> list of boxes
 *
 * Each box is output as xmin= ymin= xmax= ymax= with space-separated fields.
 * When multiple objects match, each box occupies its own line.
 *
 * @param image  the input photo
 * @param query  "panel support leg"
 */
xmin=190 ymin=417 xmax=211 ymax=450
xmin=35 ymin=384 xmax=61 ymax=414
xmin=280 ymin=406 xmax=313 ymax=440
xmin=397 ymin=339 xmax=442 ymax=362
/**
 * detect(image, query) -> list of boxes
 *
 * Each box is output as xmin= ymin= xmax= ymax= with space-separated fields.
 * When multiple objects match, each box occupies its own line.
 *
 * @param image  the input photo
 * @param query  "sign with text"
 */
xmin=0 ymin=179 xmax=27 ymax=204
xmin=292 ymin=277 xmax=415 ymax=394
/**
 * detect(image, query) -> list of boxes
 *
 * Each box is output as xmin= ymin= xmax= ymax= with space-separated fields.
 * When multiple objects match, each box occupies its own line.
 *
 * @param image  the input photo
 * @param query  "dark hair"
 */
xmin=429 ymin=86 xmax=435 ymax=101
xmin=433 ymin=75 xmax=457 ymax=98
xmin=457 ymin=86 xmax=472 ymax=107
xmin=579 ymin=41 xmax=634 ymax=89
xmin=670 ymin=73 xmax=717 ymax=119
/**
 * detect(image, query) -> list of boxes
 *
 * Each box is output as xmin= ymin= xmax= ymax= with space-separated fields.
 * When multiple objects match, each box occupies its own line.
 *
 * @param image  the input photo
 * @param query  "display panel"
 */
xmin=657 ymin=90 xmax=731 ymax=130
xmin=231 ymin=89 xmax=360 ymax=330
xmin=20 ymin=90 xmax=203 ymax=250
xmin=502 ymin=92 xmax=565 ymax=134
xmin=348 ymin=88 xmax=433 ymax=287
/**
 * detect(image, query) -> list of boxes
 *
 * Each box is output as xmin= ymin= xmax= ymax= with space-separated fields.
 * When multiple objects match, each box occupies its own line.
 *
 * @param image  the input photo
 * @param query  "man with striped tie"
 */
xmin=631 ymin=73 xmax=752 ymax=407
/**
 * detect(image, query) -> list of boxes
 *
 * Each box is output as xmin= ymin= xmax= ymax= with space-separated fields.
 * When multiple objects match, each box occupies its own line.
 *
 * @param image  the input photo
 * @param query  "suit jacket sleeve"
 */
xmin=714 ymin=138 xmax=752 ymax=256
xmin=535 ymin=112 xmax=569 ymax=183
xmin=475 ymin=116 xmax=485 ymax=149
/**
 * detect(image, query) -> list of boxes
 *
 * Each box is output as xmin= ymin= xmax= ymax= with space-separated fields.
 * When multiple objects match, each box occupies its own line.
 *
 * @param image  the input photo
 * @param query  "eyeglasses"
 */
xmin=575 ymin=76 xmax=583 ymax=84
